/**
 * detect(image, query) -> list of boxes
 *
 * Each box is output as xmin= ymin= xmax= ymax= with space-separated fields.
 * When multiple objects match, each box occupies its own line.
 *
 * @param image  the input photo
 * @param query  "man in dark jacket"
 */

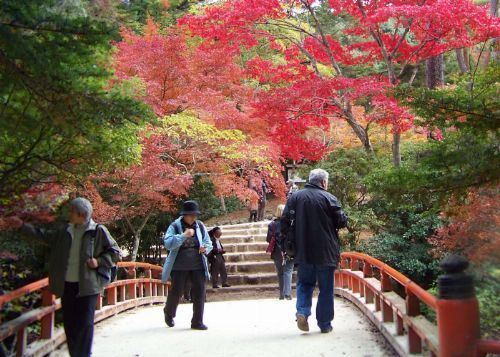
xmin=281 ymin=169 xmax=348 ymax=334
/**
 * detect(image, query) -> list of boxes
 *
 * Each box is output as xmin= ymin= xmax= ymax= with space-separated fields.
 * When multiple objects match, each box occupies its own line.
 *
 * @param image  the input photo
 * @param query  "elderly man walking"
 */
xmin=162 ymin=200 xmax=213 ymax=330
xmin=21 ymin=198 xmax=120 ymax=357
xmin=281 ymin=169 xmax=348 ymax=333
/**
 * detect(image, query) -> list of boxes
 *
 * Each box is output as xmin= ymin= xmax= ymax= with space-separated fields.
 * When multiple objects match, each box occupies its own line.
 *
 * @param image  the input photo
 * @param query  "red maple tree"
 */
xmin=113 ymin=19 xmax=254 ymax=133
xmin=430 ymin=185 xmax=500 ymax=264
xmin=180 ymin=0 xmax=499 ymax=165
xmin=87 ymin=131 xmax=193 ymax=261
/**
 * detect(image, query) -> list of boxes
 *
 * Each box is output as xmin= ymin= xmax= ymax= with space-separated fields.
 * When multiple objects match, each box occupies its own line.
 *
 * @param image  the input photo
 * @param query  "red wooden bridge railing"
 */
xmin=1 ymin=254 xmax=499 ymax=357
xmin=0 ymin=262 xmax=169 ymax=357
xmin=335 ymin=252 xmax=500 ymax=357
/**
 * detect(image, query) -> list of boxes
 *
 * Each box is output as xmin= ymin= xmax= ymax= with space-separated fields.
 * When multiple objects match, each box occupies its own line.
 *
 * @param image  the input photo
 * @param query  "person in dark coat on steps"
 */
xmin=208 ymin=227 xmax=231 ymax=288
xmin=281 ymin=169 xmax=348 ymax=334
xmin=266 ymin=204 xmax=294 ymax=300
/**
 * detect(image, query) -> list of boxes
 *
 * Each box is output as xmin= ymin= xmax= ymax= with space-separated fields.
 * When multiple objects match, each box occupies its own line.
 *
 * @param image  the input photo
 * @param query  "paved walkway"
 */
xmin=86 ymin=298 xmax=395 ymax=357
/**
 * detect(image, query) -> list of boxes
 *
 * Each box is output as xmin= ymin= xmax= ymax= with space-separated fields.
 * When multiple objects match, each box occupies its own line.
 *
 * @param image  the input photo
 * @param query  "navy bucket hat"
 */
xmin=180 ymin=200 xmax=201 ymax=215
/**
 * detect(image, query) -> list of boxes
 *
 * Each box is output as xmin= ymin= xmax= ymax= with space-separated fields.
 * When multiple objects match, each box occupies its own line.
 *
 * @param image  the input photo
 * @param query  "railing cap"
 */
xmin=440 ymin=254 xmax=469 ymax=274
xmin=438 ymin=255 xmax=475 ymax=300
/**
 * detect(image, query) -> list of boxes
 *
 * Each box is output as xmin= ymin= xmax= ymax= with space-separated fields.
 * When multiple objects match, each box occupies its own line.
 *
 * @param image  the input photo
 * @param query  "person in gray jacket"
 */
xmin=21 ymin=197 xmax=120 ymax=357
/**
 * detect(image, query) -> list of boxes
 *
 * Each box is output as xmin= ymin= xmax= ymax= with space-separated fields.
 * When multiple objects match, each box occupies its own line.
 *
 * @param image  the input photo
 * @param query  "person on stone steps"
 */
xmin=266 ymin=204 xmax=294 ymax=300
xmin=248 ymin=190 xmax=259 ymax=222
xmin=208 ymin=227 xmax=231 ymax=288
xmin=162 ymin=200 xmax=213 ymax=330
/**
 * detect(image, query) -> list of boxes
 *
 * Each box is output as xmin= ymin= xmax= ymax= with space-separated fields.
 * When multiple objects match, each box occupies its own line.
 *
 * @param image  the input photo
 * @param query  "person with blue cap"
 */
xmin=162 ymin=200 xmax=213 ymax=330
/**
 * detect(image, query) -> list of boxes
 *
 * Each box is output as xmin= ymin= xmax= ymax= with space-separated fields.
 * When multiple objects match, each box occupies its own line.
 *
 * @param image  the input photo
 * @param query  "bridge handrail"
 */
xmin=2 ymin=254 xmax=499 ymax=357
xmin=0 ymin=278 xmax=49 ymax=311
xmin=0 ymin=262 xmax=168 ymax=357
xmin=337 ymin=252 xmax=500 ymax=357
xmin=341 ymin=252 xmax=438 ymax=310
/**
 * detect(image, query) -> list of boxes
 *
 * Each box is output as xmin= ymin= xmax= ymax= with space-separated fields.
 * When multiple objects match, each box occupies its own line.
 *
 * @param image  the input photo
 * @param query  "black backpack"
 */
xmin=281 ymin=202 xmax=297 ymax=259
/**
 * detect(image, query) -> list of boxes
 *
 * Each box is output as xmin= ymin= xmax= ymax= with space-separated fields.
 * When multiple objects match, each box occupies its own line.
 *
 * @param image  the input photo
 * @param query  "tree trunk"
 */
xmin=426 ymin=54 xmax=445 ymax=89
xmin=455 ymin=48 xmax=469 ymax=74
xmin=491 ymin=0 xmax=498 ymax=63
xmin=220 ymin=195 xmax=227 ymax=214
xmin=131 ymin=232 xmax=141 ymax=262
xmin=345 ymin=109 xmax=374 ymax=154
xmin=392 ymin=132 xmax=401 ymax=168
xmin=128 ymin=213 xmax=152 ymax=262
xmin=425 ymin=54 xmax=445 ymax=141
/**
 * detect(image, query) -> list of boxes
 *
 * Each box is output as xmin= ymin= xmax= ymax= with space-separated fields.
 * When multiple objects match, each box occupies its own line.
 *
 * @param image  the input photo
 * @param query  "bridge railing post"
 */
xmin=362 ymin=262 xmax=374 ymax=304
xmin=350 ymin=258 xmax=361 ymax=294
xmin=340 ymin=257 xmax=348 ymax=289
xmin=405 ymin=286 xmax=422 ymax=353
xmin=437 ymin=255 xmax=480 ymax=357
xmin=15 ymin=327 xmax=27 ymax=357
xmin=96 ymin=294 xmax=103 ymax=310
xmin=127 ymin=267 xmax=137 ymax=300
xmin=40 ymin=288 xmax=55 ymax=339
xmin=107 ymin=285 xmax=117 ymax=305
xmin=380 ymin=270 xmax=393 ymax=323
xmin=145 ymin=268 xmax=152 ymax=298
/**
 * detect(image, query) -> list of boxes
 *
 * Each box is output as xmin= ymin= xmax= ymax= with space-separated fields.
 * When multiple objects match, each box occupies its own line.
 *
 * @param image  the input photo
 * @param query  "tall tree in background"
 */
xmin=181 ymin=0 xmax=499 ymax=166
xmin=88 ymin=131 xmax=193 ymax=261
xmin=112 ymin=20 xmax=286 ymax=192
xmin=88 ymin=115 xmax=285 ymax=261
xmin=0 ymin=0 xmax=149 ymax=218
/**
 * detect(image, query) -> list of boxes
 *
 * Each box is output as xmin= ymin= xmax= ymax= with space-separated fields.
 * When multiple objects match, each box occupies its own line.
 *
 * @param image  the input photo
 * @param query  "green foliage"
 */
xmin=360 ymin=146 xmax=444 ymax=286
xmin=117 ymin=0 xmax=203 ymax=31
xmin=104 ymin=177 xmax=244 ymax=262
xmin=475 ymin=264 xmax=500 ymax=339
xmin=396 ymin=65 xmax=499 ymax=133
xmin=359 ymin=232 xmax=440 ymax=287
xmin=0 ymin=259 xmax=42 ymax=319
xmin=421 ymin=286 xmax=437 ymax=323
xmin=304 ymin=145 xmax=443 ymax=285
xmin=301 ymin=148 xmax=383 ymax=249
xmin=187 ymin=177 xmax=244 ymax=221
xmin=0 ymin=0 xmax=151 ymax=207
xmin=366 ymin=131 xmax=499 ymax=207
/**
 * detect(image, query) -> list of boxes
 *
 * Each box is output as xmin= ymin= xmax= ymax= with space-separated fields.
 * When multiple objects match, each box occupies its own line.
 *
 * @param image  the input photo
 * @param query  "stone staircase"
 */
xmin=218 ymin=221 xmax=278 ymax=287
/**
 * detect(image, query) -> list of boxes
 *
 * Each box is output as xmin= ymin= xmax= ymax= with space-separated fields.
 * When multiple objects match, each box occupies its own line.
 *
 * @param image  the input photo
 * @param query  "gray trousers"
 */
xmin=273 ymin=258 xmax=294 ymax=297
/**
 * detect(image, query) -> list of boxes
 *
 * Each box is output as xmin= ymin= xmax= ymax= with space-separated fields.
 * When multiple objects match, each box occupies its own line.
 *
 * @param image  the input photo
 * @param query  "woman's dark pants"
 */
xmin=164 ymin=270 xmax=206 ymax=326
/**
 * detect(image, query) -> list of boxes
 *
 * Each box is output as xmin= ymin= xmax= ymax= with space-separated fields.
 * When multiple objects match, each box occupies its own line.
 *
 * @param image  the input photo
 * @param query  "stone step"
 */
xmin=220 ymin=234 xmax=267 ymax=244
xmin=159 ymin=241 xmax=268 ymax=257
xmin=224 ymin=251 xmax=270 ymax=262
xmin=226 ymin=261 xmax=276 ymax=274
xmin=226 ymin=272 xmax=296 ymax=286
xmin=206 ymin=283 xmax=296 ymax=294
xmin=221 ymin=228 xmax=268 ymax=236
xmin=214 ymin=221 xmax=271 ymax=231
xmin=223 ymin=242 xmax=268 ymax=253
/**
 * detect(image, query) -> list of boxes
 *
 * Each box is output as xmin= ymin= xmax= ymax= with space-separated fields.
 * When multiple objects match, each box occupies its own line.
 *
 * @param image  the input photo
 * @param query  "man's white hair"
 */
xmin=309 ymin=169 xmax=329 ymax=186
xmin=70 ymin=197 xmax=93 ymax=222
